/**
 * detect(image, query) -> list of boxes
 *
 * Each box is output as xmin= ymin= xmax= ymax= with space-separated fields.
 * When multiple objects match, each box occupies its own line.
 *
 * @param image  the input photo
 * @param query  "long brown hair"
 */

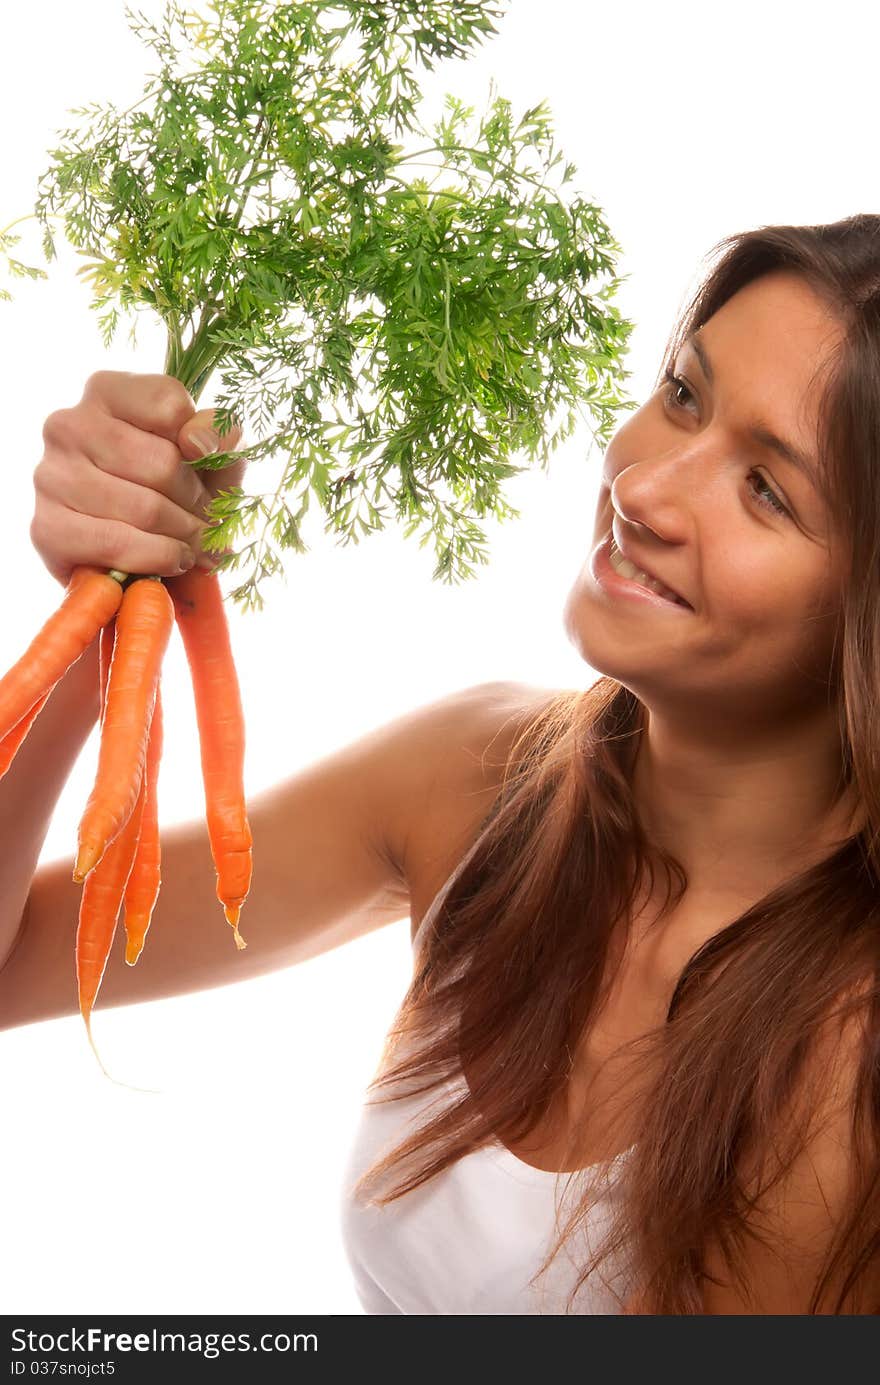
xmin=352 ymin=214 xmax=880 ymax=1314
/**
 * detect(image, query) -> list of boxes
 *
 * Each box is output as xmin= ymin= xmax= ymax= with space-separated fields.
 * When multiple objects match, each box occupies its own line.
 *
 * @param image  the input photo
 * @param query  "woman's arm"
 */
xmin=0 ymin=675 xmax=519 ymax=1028
xmin=0 ymin=368 xmax=551 ymax=1030
xmin=0 ymin=371 xmax=525 ymax=1029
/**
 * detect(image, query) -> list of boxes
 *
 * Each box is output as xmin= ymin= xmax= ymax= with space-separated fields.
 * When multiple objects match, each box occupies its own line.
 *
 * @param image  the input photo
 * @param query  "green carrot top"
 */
xmin=23 ymin=0 xmax=636 ymax=611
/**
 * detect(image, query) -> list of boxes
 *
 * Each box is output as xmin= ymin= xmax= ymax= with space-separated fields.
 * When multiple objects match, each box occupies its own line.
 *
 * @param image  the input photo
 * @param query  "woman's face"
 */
xmin=563 ymin=270 xmax=848 ymax=738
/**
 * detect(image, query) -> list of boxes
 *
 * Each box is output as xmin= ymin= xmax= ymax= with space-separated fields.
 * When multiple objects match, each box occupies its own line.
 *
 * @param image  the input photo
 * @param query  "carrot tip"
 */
xmin=81 ymin=1007 xmax=114 ymax=1082
xmin=223 ymin=903 xmax=246 ymax=950
xmin=80 ymin=1010 xmax=160 ymax=1093
xmin=74 ymin=840 xmax=102 ymax=883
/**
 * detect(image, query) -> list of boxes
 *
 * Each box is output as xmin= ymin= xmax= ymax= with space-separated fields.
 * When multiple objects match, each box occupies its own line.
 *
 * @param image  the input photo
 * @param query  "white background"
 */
xmin=0 ymin=0 xmax=871 ymax=1315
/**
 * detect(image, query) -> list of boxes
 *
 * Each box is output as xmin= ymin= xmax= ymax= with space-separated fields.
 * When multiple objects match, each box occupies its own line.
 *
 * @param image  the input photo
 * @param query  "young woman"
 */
xmin=1 ymin=213 xmax=878 ymax=1314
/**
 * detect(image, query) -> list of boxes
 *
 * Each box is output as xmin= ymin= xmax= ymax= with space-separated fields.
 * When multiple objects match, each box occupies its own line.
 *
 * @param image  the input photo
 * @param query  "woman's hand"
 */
xmin=30 ymin=372 xmax=246 ymax=588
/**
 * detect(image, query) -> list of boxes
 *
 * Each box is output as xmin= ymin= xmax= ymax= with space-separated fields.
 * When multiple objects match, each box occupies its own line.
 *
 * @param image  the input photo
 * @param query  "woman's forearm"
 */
xmin=0 ymin=631 xmax=101 ymax=971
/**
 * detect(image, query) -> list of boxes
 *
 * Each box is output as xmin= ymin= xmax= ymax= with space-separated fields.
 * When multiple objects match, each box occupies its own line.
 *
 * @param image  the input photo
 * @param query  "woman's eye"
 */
xmin=661 ymin=368 xmax=696 ymax=413
xmin=747 ymin=470 xmax=791 ymax=519
xmin=660 ymin=368 xmax=792 ymax=521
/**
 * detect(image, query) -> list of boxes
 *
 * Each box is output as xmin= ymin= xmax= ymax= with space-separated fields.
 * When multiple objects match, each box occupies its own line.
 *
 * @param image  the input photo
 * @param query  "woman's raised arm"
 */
xmin=0 ymin=676 xmax=513 ymax=1029
xmin=0 ymin=370 xmax=535 ymax=1029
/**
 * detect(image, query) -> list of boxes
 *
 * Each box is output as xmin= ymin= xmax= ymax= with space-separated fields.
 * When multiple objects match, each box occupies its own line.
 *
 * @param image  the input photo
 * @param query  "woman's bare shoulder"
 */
xmin=396 ymin=679 xmax=572 ymax=939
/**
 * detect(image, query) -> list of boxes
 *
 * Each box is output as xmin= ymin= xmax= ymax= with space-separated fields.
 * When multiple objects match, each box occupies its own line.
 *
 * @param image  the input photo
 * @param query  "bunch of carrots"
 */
xmin=0 ymin=561 xmax=252 ymax=1059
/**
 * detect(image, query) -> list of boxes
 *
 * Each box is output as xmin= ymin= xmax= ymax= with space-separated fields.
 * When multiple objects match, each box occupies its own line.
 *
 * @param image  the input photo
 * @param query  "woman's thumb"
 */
xmin=178 ymin=408 xmax=243 ymax=461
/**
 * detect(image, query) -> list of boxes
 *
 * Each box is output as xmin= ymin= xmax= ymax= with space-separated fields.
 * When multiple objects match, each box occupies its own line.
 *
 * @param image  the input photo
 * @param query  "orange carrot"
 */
xmin=76 ymin=607 xmax=155 ymax=1053
xmin=166 ymin=566 xmax=252 ymax=948
xmin=74 ymin=576 xmax=174 ymax=883
xmin=0 ymin=565 xmax=123 ymax=741
xmin=123 ymin=681 xmax=164 ymax=965
xmin=76 ymin=745 xmax=149 ymax=1045
xmin=98 ymin=615 xmax=116 ymax=720
xmin=0 ymin=689 xmax=51 ymax=780
xmin=101 ymin=613 xmax=151 ymax=922
xmin=1 ymin=569 xmax=118 ymax=781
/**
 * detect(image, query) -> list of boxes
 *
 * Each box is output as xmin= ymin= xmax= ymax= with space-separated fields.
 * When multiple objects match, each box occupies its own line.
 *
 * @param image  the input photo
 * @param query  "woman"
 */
xmin=1 ymin=213 xmax=878 ymax=1314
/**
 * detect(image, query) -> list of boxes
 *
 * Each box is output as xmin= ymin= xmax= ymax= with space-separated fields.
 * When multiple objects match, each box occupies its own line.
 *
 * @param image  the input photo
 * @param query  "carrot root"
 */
xmin=73 ymin=840 xmax=105 ymax=885
xmin=76 ymin=781 xmax=147 ymax=1025
xmin=81 ymin=1010 xmax=115 ymax=1083
xmin=74 ymin=577 xmax=173 ymax=882
xmin=123 ymin=683 xmax=164 ymax=966
xmin=223 ymin=904 xmax=247 ymax=950
xmin=0 ymin=566 xmax=122 ymax=741
xmin=0 ymin=688 xmax=52 ymax=781
xmin=167 ymin=567 xmax=252 ymax=946
xmin=125 ymin=926 xmax=147 ymax=967
xmin=76 ymin=591 xmax=151 ymax=1032
xmin=80 ymin=1009 xmax=161 ymax=1092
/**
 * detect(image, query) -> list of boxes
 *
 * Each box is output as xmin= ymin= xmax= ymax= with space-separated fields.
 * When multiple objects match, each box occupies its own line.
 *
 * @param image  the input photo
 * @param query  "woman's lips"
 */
xmin=611 ymin=530 xmax=688 ymax=605
xmin=590 ymin=533 xmax=693 ymax=611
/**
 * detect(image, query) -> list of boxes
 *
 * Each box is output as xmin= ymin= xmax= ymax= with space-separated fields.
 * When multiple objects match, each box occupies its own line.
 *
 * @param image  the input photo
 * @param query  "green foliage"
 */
xmin=32 ymin=0 xmax=638 ymax=612
xmin=0 ymin=221 xmax=48 ymax=302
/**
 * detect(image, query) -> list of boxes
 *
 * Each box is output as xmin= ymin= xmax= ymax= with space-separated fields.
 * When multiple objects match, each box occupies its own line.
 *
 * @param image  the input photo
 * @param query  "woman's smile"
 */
xmin=590 ymin=532 xmax=694 ymax=612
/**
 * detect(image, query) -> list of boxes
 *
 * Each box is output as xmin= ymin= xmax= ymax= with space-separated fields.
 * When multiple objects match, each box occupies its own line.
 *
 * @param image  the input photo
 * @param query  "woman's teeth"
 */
xmin=609 ymin=540 xmax=688 ymax=606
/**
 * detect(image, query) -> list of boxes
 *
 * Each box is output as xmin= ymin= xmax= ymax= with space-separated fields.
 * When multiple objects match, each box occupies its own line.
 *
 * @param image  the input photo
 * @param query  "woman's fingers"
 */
xmin=32 ymin=372 xmax=249 ymax=589
xmin=30 ymin=497 xmax=201 ymax=584
xmin=34 ymin=446 xmax=210 ymax=552
xmin=42 ymin=405 xmax=214 ymax=520
xmin=81 ymin=371 xmax=197 ymax=442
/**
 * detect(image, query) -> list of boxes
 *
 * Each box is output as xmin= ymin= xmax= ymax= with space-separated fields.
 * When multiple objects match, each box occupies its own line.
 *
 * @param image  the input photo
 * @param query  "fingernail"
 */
xmin=189 ymin=430 xmax=219 ymax=457
xmin=178 ymin=550 xmax=196 ymax=572
xmin=195 ymin=552 xmax=220 ymax=570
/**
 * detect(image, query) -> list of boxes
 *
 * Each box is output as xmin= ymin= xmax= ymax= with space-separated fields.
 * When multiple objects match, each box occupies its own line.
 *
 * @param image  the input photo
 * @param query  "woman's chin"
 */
xmin=562 ymin=582 xmax=620 ymax=677
xmin=562 ymin=577 xmax=658 ymax=693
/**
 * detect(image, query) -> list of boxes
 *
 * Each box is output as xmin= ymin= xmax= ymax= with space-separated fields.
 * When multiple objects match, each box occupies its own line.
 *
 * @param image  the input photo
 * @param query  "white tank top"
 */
xmin=339 ymin=873 xmax=636 ymax=1314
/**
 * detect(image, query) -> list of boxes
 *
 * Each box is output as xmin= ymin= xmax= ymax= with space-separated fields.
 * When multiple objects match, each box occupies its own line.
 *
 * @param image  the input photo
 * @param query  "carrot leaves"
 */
xmin=0 ymin=220 xmax=47 ymax=302
xmin=32 ymin=0 xmax=638 ymax=611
